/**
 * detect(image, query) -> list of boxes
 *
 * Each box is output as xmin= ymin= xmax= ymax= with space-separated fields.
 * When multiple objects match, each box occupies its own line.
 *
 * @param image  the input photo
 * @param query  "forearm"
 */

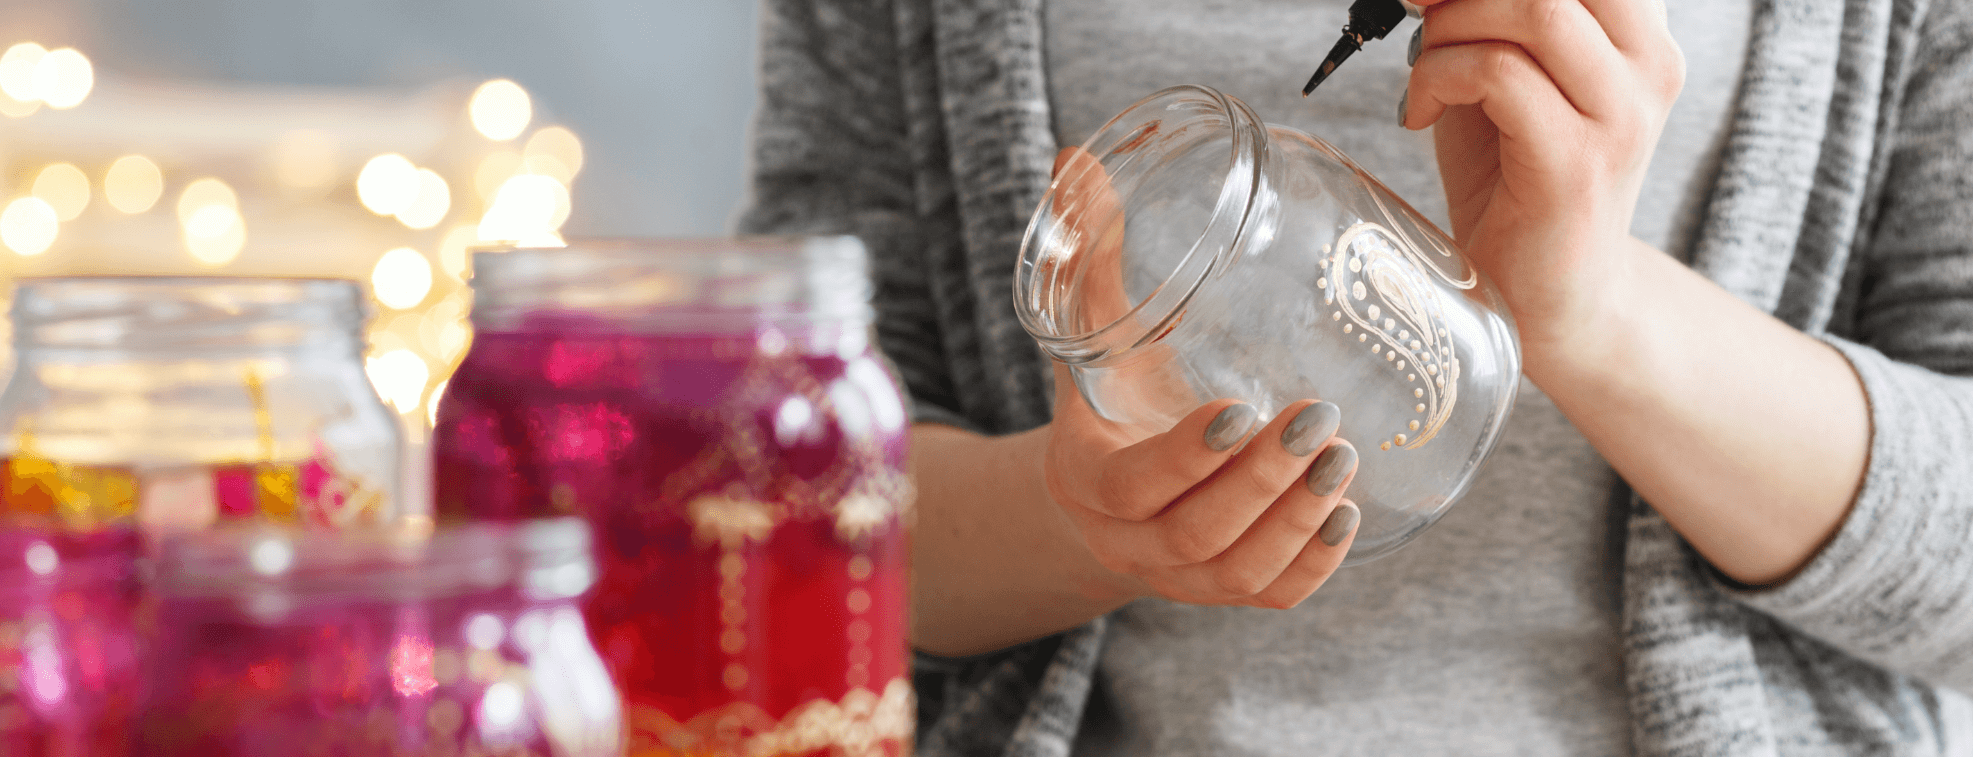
xmin=1527 ymin=238 xmax=1871 ymax=586
xmin=909 ymin=423 xmax=1140 ymax=657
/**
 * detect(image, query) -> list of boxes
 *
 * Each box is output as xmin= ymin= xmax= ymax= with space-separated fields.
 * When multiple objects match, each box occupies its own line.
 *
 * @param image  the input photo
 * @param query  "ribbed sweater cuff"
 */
xmin=1712 ymin=336 xmax=1973 ymax=690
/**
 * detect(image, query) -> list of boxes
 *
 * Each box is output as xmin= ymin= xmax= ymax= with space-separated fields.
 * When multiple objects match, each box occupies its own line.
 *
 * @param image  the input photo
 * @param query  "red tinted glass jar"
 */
xmin=0 ymin=530 xmax=144 ymax=756
xmin=140 ymin=519 xmax=620 ymax=756
xmin=433 ymin=238 xmax=913 ymax=756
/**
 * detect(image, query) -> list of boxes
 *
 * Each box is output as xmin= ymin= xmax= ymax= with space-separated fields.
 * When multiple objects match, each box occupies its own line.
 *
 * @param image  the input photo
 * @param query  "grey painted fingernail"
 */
xmin=1204 ymin=403 xmax=1259 ymax=451
xmin=1398 ymin=89 xmax=1409 ymax=128
xmin=1319 ymin=502 xmax=1361 ymax=546
xmin=1408 ymin=25 xmax=1423 ymax=66
xmin=1305 ymin=442 xmax=1358 ymax=497
xmin=1281 ymin=401 xmax=1342 ymax=457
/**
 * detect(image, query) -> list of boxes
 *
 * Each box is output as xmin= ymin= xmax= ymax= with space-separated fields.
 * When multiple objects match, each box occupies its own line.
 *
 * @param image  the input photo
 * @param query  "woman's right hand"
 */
xmin=1043 ymin=365 xmax=1362 ymax=608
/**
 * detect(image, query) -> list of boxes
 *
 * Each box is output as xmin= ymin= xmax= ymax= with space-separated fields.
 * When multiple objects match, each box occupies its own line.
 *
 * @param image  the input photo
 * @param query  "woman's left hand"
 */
xmin=1403 ymin=0 xmax=1685 ymax=356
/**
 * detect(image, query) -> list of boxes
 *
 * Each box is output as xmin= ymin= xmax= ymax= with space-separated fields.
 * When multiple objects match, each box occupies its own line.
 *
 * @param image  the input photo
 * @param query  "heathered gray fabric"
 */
xmin=737 ymin=0 xmax=1973 ymax=755
xmin=1041 ymin=2 xmax=1747 ymax=753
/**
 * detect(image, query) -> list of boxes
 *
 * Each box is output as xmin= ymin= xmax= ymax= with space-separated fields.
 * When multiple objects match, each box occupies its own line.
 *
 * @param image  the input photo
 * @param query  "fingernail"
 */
xmin=1280 ymin=401 xmax=1342 ymax=457
xmin=1397 ymin=89 xmax=1409 ymax=128
xmin=1407 ymin=25 xmax=1422 ymax=66
xmin=1204 ymin=403 xmax=1259 ymax=451
xmin=1305 ymin=442 xmax=1357 ymax=497
xmin=1319 ymin=502 xmax=1360 ymax=546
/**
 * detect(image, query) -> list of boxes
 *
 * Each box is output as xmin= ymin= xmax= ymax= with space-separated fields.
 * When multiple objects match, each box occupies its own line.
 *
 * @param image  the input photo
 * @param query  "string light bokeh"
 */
xmin=0 ymin=40 xmax=583 ymax=442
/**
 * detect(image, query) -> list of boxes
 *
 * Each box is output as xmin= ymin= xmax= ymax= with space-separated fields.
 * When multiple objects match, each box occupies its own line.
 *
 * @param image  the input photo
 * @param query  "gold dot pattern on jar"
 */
xmin=847 ymin=588 xmax=872 ymax=614
xmin=724 ymin=663 xmax=748 ymax=691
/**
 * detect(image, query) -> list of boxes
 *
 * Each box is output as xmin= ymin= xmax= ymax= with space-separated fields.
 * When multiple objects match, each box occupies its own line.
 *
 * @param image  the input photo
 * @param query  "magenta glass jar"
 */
xmin=0 ymin=530 xmax=144 ymax=756
xmin=432 ymin=238 xmax=914 ymax=757
xmin=139 ymin=520 xmax=620 ymax=756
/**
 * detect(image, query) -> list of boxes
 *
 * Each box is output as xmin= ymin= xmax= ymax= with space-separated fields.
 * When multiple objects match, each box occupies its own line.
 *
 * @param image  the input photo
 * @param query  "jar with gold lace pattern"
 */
xmin=433 ymin=238 xmax=913 ymax=757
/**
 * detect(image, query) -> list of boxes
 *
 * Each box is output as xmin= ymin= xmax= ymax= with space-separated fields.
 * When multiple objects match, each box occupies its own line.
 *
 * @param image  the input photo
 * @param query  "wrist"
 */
xmin=1515 ymin=235 xmax=1655 ymax=385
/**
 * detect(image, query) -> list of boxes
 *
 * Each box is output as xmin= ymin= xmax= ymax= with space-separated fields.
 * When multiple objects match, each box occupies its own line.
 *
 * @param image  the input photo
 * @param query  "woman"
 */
xmin=740 ymin=0 xmax=1973 ymax=753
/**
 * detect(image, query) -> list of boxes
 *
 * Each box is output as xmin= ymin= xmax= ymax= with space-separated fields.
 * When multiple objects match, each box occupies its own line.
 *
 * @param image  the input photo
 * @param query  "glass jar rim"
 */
xmin=1013 ymin=85 xmax=1268 ymax=364
xmin=12 ymin=275 xmax=366 ymax=353
xmin=468 ymin=236 xmax=872 ymax=333
xmin=152 ymin=518 xmax=592 ymax=601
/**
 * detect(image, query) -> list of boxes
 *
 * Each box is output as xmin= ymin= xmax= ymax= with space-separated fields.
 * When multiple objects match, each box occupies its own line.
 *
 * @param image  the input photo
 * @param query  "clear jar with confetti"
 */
xmin=139 ymin=519 xmax=621 ymax=756
xmin=0 ymin=277 xmax=403 ymax=542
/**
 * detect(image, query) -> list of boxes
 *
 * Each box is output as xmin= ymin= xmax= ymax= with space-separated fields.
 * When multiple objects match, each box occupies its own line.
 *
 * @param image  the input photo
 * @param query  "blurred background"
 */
xmin=0 ymin=0 xmax=763 ymax=435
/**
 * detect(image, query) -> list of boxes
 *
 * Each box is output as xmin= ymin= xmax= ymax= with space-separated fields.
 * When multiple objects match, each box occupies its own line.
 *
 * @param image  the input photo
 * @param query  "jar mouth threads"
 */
xmin=1015 ymin=85 xmax=1268 ymax=365
xmin=470 ymin=236 xmax=872 ymax=334
xmin=12 ymin=276 xmax=365 ymax=354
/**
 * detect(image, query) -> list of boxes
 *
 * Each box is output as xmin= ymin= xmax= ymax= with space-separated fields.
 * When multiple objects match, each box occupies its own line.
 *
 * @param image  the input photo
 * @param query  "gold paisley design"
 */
xmin=628 ymin=677 xmax=912 ymax=757
xmin=1322 ymin=222 xmax=1464 ymax=451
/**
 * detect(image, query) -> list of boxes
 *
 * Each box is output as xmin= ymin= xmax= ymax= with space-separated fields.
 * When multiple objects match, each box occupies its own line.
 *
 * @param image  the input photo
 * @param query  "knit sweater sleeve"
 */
xmin=1720 ymin=0 xmax=1973 ymax=693
xmin=735 ymin=0 xmax=975 ymax=432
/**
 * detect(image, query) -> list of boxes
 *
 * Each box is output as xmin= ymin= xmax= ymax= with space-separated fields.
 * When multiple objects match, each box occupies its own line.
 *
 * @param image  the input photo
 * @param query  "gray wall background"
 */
xmin=29 ymin=0 xmax=763 ymax=238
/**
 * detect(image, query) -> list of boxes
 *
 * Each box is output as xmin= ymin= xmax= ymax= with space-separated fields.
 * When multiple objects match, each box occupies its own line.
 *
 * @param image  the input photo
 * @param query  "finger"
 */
xmin=1404 ymin=42 xmax=1580 ymax=179
xmin=1198 ymin=440 xmax=1359 ymax=597
xmin=1095 ymin=401 xmax=1337 ymax=564
xmin=1068 ymin=398 xmax=1261 ymax=521
xmin=1148 ymin=401 xmax=1344 ymax=564
xmin=1417 ymin=0 xmax=1630 ymax=117
xmin=1242 ymin=498 xmax=1360 ymax=609
xmin=1570 ymin=0 xmax=1674 ymax=56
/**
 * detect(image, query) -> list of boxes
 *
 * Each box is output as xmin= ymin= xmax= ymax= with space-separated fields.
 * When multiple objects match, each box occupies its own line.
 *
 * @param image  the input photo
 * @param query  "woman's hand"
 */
xmin=1403 ymin=0 xmax=1686 ymax=354
xmin=1038 ymin=147 xmax=1361 ymax=609
xmin=1044 ymin=370 xmax=1362 ymax=608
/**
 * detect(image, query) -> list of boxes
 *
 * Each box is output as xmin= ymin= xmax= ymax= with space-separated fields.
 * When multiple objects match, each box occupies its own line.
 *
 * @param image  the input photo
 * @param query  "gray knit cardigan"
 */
xmin=737 ymin=0 xmax=1973 ymax=754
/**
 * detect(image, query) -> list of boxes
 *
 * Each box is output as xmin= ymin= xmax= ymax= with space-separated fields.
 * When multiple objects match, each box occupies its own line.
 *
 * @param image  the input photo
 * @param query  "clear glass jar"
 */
xmin=0 ymin=530 xmax=144 ymax=756
xmin=140 ymin=518 xmax=621 ymax=757
xmin=0 ymin=277 xmax=403 ymax=537
xmin=433 ymin=238 xmax=913 ymax=757
xmin=1016 ymin=85 xmax=1521 ymax=563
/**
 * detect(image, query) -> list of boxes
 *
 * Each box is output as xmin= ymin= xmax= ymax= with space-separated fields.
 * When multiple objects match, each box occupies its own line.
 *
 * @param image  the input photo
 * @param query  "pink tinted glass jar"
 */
xmin=432 ymin=238 xmax=914 ymax=757
xmin=140 ymin=520 xmax=621 ymax=757
xmin=0 ymin=530 xmax=143 ymax=756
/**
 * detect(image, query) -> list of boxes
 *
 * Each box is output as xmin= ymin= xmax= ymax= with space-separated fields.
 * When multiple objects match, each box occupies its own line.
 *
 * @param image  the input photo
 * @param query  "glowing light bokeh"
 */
xmin=0 ymin=43 xmax=46 ymax=102
xmin=469 ymin=79 xmax=531 ymax=142
xmin=523 ymin=126 xmax=584 ymax=185
xmin=104 ymin=155 xmax=165 ymax=213
xmin=478 ymin=174 xmax=570 ymax=245
xmin=183 ymin=204 xmax=246 ymax=266
xmin=474 ymin=149 xmax=522 ymax=202
xmin=372 ymin=247 xmax=434 ymax=310
xmin=356 ymin=153 xmax=419 ymax=216
xmin=366 ymin=349 xmax=430 ymax=412
xmin=395 ymin=169 xmax=451 ymax=230
xmin=177 ymin=177 xmax=239 ymax=222
xmin=31 ymin=163 xmax=90 ymax=221
xmin=438 ymin=224 xmax=478 ymax=279
xmin=1 ymin=197 xmax=59 ymax=255
xmin=31 ymin=48 xmax=92 ymax=109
